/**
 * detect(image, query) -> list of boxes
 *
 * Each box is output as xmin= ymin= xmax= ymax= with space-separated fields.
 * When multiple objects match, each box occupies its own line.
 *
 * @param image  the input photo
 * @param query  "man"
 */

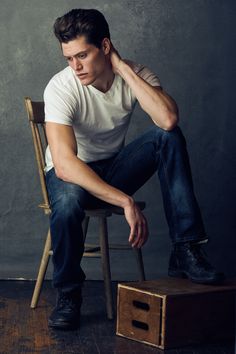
xmin=44 ymin=8 xmax=224 ymax=330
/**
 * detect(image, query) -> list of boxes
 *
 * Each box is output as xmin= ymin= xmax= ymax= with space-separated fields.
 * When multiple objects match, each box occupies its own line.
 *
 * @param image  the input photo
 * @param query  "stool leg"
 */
xmin=99 ymin=217 xmax=113 ymax=319
xmin=133 ymin=248 xmax=146 ymax=281
xmin=31 ymin=228 xmax=52 ymax=308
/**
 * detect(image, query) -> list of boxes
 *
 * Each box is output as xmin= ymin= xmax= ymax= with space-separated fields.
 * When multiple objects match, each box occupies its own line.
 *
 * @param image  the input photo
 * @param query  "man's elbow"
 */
xmin=53 ymin=153 xmax=78 ymax=182
xmin=54 ymin=165 xmax=70 ymax=182
xmin=162 ymin=113 xmax=179 ymax=131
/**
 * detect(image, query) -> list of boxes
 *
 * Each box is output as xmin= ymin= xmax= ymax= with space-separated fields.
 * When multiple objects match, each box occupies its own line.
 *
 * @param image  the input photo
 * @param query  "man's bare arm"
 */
xmin=110 ymin=44 xmax=179 ymax=131
xmin=46 ymin=122 xmax=148 ymax=248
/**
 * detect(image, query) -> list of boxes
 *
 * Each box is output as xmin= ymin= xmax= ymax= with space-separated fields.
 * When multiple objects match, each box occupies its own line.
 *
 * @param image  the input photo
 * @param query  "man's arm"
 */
xmin=110 ymin=45 xmax=179 ymax=131
xmin=46 ymin=122 xmax=148 ymax=248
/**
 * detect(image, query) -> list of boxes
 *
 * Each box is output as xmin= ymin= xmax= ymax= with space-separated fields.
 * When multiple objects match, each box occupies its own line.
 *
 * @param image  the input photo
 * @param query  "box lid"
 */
xmin=118 ymin=278 xmax=236 ymax=297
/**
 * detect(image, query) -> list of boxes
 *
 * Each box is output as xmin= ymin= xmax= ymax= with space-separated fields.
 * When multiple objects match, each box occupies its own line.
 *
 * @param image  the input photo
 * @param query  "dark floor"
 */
xmin=0 ymin=280 xmax=235 ymax=354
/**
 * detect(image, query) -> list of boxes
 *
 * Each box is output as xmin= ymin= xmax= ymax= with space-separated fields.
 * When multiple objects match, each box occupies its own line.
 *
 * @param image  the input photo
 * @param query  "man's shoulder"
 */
xmin=45 ymin=66 xmax=77 ymax=93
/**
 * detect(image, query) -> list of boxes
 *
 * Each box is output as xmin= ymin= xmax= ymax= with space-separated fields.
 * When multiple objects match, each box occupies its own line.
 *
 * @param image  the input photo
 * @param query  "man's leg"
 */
xmin=46 ymin=168 xmax=89 ymax=329
xmin=105 ymin=125 xmax=206 ymax=243
xmin=104 ymin=125 xmax=224 ymax=284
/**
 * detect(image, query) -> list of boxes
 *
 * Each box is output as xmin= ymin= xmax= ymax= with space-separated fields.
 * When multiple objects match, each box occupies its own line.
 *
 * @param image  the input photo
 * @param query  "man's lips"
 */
xmin=77 ymin=73 xmax=88 ymax=78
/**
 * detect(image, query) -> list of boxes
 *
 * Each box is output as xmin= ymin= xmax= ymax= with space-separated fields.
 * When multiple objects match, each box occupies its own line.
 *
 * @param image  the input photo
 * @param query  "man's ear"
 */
xmin=101 ymin=38 xmax=111 ymax=55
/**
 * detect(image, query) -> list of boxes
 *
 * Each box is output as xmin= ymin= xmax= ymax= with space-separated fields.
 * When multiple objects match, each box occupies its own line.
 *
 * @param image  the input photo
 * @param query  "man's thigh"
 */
xmin=104 ymin=126 xmax=161 ymax=195
xmin=45 ymin=168 xmax=96 ymax=209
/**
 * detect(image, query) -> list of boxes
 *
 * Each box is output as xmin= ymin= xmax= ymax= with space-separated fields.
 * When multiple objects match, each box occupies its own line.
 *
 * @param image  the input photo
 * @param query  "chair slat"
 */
xmin=27 ymin=100 xmax=50 ymax=213
xmin=31 ymin=102 xmax=45 ymax=123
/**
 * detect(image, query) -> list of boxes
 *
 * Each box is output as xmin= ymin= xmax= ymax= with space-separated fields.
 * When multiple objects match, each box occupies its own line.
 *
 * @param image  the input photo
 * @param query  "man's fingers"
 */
xmin=131 ymin=222 xmax=145 ymax=248
xmin=129 ymin=221 xmax=139 ymax=244
xmin=125 ymin=204 xmax=149 ymax=248
xmin=133 ymin=222 xmax=149 ymax=248
xmin=137 ymin=232 xmax=148 ymax=248
xmin=128 ymin=226 xmax=136 ymax=243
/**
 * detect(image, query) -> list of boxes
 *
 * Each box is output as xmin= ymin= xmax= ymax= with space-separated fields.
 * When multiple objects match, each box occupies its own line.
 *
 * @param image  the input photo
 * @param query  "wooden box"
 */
xmin=116 ymin=278 xmax=236 ymax=349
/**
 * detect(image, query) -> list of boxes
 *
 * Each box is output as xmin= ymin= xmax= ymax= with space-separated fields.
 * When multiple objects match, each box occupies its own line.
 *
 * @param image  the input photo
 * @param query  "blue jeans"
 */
xmin=46 ymin=126 xmax=207 ymax=290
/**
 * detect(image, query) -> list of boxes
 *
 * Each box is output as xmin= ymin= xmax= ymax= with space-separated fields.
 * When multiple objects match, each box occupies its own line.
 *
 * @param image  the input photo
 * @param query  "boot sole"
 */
xmin=168 ymin=268 xmax=225 ymax=285
xmin=48 ymin=319 xmax=80 ymax=331
xmin=168 ymin=269 xmax=188 ymax=278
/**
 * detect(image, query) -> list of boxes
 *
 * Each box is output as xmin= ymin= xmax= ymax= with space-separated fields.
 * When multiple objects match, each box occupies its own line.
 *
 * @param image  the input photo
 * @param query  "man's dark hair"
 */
xmin=53 ymin=9 xmax=110 ymax=48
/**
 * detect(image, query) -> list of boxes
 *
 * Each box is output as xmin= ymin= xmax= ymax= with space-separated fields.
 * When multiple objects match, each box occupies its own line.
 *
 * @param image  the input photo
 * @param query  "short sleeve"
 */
xmin=125 ymin=60 xmax=161 ymax=87
xmin=136 ymin=66 xmax=161 ymax=87
xmin=44 ymin=78 xmax=76 ymax=126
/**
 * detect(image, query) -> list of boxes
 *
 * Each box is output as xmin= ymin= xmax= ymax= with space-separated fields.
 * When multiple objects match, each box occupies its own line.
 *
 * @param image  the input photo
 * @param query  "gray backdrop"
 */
xmin=0 ymin=0 xmax=235 ymax=281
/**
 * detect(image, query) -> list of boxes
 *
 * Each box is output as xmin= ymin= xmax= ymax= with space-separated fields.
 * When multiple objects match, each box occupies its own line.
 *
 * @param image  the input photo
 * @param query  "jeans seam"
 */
xmin=159 ymin=142 xmax=178 ymax=239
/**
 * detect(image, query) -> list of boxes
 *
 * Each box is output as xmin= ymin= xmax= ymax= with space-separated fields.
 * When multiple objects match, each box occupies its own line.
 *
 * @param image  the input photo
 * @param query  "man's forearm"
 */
xmin=55 ymin=155 xmax=148 ymax=248
xmin=116 ymin=61 xmax=179 ymax=130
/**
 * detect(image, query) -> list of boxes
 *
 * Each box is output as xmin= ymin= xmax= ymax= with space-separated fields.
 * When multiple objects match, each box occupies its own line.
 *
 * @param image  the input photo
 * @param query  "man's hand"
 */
xmin=123 ymin=201 xmax=149 ymax=248
xmin=109 ymin=42 xmax=123 ymax=74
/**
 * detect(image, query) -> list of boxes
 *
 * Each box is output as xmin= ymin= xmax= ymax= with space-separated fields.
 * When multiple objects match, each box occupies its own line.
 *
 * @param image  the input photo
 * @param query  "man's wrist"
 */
xmin=121 ymin=195 xmax=135 ymax=209
xmin=115 ymin=59 xmax=130 ymax=76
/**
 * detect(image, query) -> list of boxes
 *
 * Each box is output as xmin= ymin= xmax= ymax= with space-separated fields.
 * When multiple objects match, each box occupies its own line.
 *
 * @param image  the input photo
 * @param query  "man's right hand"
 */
xmin=123 ymin=200 xmax=149 ymax=248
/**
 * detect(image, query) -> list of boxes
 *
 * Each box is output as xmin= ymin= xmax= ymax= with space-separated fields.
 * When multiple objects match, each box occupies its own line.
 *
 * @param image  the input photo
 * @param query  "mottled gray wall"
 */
xmin=0 ymin=0 xmax=235 ymax=281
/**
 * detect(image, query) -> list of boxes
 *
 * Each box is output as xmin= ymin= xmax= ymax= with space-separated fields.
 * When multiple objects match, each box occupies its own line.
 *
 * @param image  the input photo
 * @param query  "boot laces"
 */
xmin=190 ymin=244 xmax=212 ymax=269
xmin=57 ymin=292 xmax=80 ymax=310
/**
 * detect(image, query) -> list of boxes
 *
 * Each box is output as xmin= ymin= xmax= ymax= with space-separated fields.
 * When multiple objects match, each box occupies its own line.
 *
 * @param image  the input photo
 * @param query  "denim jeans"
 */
xmin=46 ymin=125 xmax=207 ymax=290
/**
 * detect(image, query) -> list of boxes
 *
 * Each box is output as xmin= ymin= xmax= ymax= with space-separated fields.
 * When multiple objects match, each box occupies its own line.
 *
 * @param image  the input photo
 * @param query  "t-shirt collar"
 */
xmin=88 ymin=74 xmax=118 ymax=98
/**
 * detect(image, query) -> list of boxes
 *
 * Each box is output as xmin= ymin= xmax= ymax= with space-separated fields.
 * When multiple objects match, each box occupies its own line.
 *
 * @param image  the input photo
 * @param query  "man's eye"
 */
xmin=78 ymin=53 xmax=87 ymax=59
xmin=67 ymin=57 xmax=73 ymax=62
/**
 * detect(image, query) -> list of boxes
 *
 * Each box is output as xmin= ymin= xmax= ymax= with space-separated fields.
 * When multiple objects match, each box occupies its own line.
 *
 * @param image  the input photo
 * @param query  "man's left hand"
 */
xmin=109 ymin=43 xmax=123 ymax=74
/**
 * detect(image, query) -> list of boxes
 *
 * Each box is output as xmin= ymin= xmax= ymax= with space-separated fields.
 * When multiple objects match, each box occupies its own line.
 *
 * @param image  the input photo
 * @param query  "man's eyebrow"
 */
xmin=63 ymin=50 xmax=87 ymax=58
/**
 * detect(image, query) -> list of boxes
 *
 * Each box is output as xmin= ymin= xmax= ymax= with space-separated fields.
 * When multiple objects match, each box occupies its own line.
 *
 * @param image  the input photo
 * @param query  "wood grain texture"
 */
xmin=0 ymin=280 xmax=234 ymax=354
xmin=116 ymin=278 xmax=236 ymax=349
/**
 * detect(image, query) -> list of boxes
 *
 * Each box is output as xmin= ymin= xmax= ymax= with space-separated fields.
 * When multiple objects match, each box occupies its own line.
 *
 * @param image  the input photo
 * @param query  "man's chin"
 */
xmin=78 ymin=77 xmax=95 ymax=86
xmin=76 ymin=72 xmax=99 ymax=87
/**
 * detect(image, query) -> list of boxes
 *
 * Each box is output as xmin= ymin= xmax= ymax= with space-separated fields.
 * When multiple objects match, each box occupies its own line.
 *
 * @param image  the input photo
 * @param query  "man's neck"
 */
xmin=92 ymin=65 xmax=115 ymax=93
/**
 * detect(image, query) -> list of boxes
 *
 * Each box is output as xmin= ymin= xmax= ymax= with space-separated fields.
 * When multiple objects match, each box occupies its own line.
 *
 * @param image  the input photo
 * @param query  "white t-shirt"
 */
xmin=44 ymin=60 xmax=161 ymax=172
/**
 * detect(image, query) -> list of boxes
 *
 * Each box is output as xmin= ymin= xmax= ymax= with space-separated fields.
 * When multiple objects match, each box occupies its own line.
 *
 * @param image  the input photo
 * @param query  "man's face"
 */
xmin=62 ymin=35 xmax=108 ymax=86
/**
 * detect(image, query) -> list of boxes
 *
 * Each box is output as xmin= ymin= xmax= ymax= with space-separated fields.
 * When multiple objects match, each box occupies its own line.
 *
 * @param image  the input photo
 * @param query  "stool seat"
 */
xmin=39 ymin=201 xmax=146 ymax=216
xmin=102 ymin=201 xmax=146 ymax=215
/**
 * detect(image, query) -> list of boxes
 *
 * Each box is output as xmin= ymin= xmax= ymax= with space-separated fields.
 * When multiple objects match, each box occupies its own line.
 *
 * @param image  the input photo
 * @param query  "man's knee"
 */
xmin=52 ymin=193 xmax=85 ymax=222
xmin=153 ymin=125 xmax=186 ymax=147
xmin=147 ymin=125 xmax=186 ymax=147
xmin=166 ymin=126 xmax=187 ymax=149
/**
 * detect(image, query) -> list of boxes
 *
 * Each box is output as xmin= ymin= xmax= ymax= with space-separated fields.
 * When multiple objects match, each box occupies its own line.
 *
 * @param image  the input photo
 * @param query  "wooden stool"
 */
xmin=116 ymin=278 xmax=236 ymax=349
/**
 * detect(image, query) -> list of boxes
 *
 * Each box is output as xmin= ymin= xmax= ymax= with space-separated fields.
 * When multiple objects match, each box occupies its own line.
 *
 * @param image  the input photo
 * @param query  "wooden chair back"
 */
xmin=24 ymin=97 xmax=50 ymax=214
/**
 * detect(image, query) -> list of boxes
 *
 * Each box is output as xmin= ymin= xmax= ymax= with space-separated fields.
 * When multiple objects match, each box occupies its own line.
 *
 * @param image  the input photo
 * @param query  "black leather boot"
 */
xmin=168 ymin=242 xmax=225 ymax=285
xmin=48 ymin=288 xmax=82 ymax=330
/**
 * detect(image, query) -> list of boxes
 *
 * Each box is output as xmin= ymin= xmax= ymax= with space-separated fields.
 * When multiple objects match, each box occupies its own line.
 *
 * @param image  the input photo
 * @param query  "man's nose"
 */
xmin=72 ymin=57 xmax=82 ymax=71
